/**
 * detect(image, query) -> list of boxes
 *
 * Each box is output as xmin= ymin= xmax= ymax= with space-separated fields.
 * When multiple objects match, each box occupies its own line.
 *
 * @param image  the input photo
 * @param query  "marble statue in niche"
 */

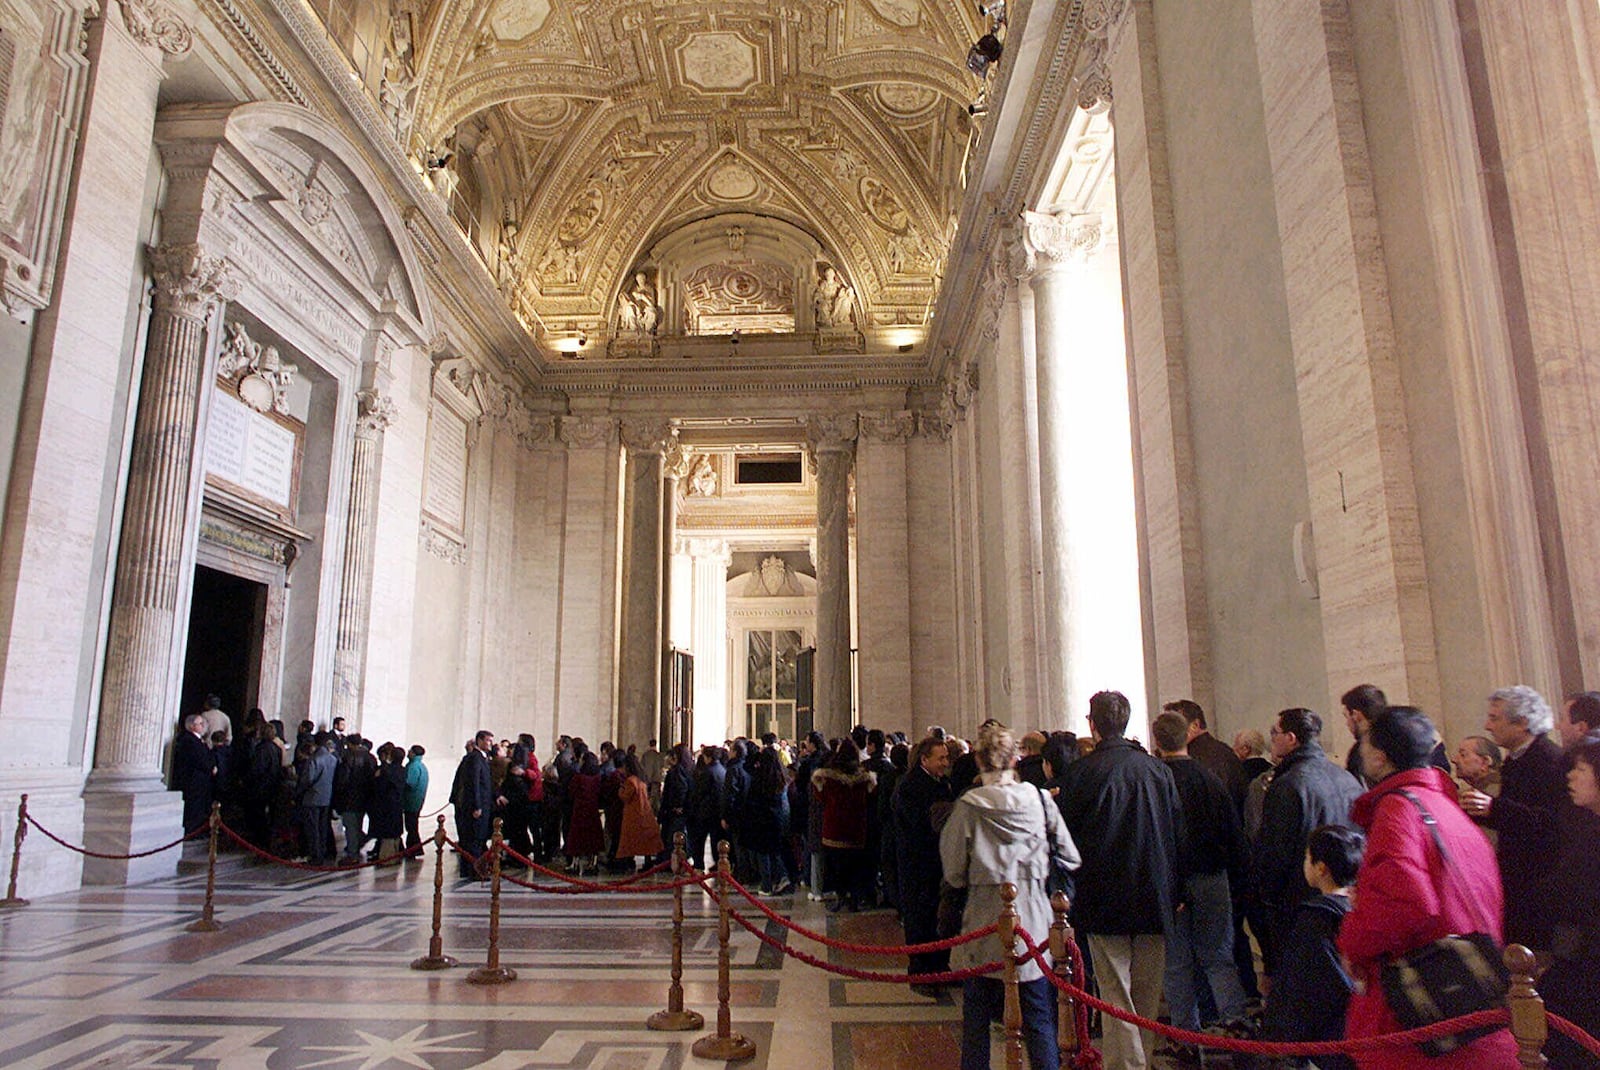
xmin=812 ymin=263 xmax=856 ymax=328
xmin=618 ymin=270 xmax=660 ymax=333
xmin=688 ymin=454 xmax=718 ymax=497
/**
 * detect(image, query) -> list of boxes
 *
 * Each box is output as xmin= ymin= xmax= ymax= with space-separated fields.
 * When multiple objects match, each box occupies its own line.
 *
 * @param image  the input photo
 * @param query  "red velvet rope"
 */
xmin=1017 ymin=930 xmax=1514 ymax=1057
xmin=1061 ymin=929 xmax=1102 ymax=1070
xmin=722 ymin=870 xmax=1001 ymax=954
xmin=1550 ymin=1013 xmax=1600 ymax=1057
xmin=25 ymin=813 xmax=208 ymax=859
xmin=219 ymin=823 xmax=423 ymax=871
xmin=496 ymin=845 xmax=680 ymax=893
xmin=720 ymin=894 xmax=1004 ymax=984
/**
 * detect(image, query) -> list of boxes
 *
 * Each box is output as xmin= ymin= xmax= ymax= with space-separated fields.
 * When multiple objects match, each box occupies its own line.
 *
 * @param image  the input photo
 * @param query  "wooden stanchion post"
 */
xmin=648 ymin=831 xmax=704 ymax=1031
xmin=184 ymin=802 xmax=224 ymax=933
xmin=1048 ymin=892 xmax=1077 ymax=1058
xmin=411 ymin=815 xmax=458 ymax=970
xmin=691 ymin=840 xmax=756 ymax=1062
xmin=0 ymin=795 xmax=29 ymax=909
xmin=999 ymin=882 xmax=1024 ymax=1070
xmin=467 ymin=817 xmax=516 ymax=984
xmin=1506 ymin=944 xmax=1548 ymax=1069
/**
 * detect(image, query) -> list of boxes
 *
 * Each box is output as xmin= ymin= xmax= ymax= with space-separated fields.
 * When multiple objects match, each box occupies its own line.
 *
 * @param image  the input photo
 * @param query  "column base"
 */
xmin=80 ymin=787 xmax=183 ymax=885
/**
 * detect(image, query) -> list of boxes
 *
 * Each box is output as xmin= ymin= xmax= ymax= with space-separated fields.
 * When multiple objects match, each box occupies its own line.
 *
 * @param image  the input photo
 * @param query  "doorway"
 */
xmin=179 ymin=565 xmax=267 ymax=727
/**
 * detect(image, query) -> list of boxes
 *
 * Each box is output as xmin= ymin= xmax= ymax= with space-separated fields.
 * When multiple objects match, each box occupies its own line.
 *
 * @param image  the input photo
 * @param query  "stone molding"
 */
xmin=419 ymin=517 xmax=466 ymax=564
xmin=1021 ymin=210 xmax=1105 ymax=271
xmin=618 ymin=416 xmax=673 ymax=454
xmin=858 ymin=409 xmax=915 ymax=444
xmin=117 ymin=0 xmax=194 ymax=55
xmin=355 ymin=389 xmax=396 ymax=434
xmin=148 ymin=243 xmax=240 ymax=320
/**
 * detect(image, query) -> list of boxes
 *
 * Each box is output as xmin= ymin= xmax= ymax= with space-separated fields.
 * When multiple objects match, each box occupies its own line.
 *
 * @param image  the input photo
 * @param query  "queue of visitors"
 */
xmin=171 ymin=681 xmax=1600 ymax=1070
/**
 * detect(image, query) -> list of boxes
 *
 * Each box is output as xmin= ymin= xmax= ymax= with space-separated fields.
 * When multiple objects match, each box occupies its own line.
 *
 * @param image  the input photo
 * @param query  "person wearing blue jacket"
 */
xmin=403 ymin=745 xmax=429 ymax=854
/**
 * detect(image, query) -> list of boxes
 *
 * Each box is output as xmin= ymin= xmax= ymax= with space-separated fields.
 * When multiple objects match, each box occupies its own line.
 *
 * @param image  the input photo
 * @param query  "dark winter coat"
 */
xmin=1055 ymin=736 xmax=1184 ymax=935
xmin=1163 ymin=755 xmax=1248 ymax=882
xmin=742 ymin=783 xmax=790 ymax=855
xmin=689 ymin=759 xmax=727 ymax=827
xmin=1541 ymin=806 xmax=1600 ymax=1070
xmin=1253 ymin=740 xmax=1362 ymax=918
xmin=1187 ymin=730 xmax=1247 ymax=811
xmin=1261 ymin=893 xmax=1355 ymax=1070
xmin=370 ymin=760 xmax=406 ymax=840
xmin=659 ymin=762 xmax=691 ymax=838
xmin=332 ymin=748 xmax=377 ymax=813
xmin=892 ymin=763 xmax=953 ymax=914
xmin=1483 ymin=732 xmax=1566 ymax=949
xmin=813 ymin=767 xmax=876 ymax=850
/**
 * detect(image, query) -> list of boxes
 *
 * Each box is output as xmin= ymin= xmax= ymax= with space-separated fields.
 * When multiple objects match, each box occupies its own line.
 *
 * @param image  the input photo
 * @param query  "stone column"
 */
xmin=554 ymin=415 xmax=620 ymax=745
xmin=1025 ymin=211 xmax=1147 ymax=732
xmin=617 ymin=417 xmax=670 ymax=750
xmin=658 ymin=440 xmax=691 ymax=743
xmin=330 ymin=386 xmax=396 ymax=726
xmin=907 ymin=398 xmax=961 ymax=731
xmin=807 ymin=414 xmax=857 ymax=738
xmin=86 ymin=244 xmax=238 ymax=879
xmin=854 ymin=411 xmax=914 ymax=730
xmin=685 ymin=537 xmax=731 ymax=745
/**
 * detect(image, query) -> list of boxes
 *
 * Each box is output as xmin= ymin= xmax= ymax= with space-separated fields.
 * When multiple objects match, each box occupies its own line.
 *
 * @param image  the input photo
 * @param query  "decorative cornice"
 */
xmin=149 ymin=243 xmax=240 ymax=319
xmin=117 ymin=0 xmax=193 ymax=55
xmin=205 ymin=0 xmax=309 ymax=106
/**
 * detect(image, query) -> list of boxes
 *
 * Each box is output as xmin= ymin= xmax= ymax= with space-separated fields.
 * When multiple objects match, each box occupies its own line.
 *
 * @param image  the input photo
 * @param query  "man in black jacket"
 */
xmin=171 ymin=713 xmax=217 ymax=835
xmin=891 ymin=736 xmax=953 ymax=993
xmin=1253 ymin=707 xmax=1362 ymax=975
xmin=1057 ymin=691 xmax=1183 ymax=1070
xmin=1152 ymin=711 xmax=1250 ymax=1036
xmin=1460 ymin=685 xmax=1567 ymax=951
xmin=450 ymin=731 xmax=495 ymax=878
xmin=1164 ymin=700 xmax=1246 ymax=810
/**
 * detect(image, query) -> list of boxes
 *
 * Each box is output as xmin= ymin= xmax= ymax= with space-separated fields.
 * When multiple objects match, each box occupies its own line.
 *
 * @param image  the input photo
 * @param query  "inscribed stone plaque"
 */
xmin=205 ymin=388 xmax=299 ymax=513
xmin=424 ymin=403 xmax=469 ymax=534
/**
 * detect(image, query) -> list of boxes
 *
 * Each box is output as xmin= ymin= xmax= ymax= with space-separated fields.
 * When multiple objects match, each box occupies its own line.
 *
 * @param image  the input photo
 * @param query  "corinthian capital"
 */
xmin=618 ymin=416 xmax=673 ymax=454
xmin=356 ymin=389 xmax=397 ymax=434
xmin=557 ymin=414 xmax=616 ymax=449
xmin=858 ymin=409 xmax=915 ymax=444
xmin=1021 ymin=211 xmax=1105 ymax=270
xmin=117 ymin=0 xmax=194 ymax=55
xmin=804 ymin=413 xmax=859 ymax=454
xmin=149 ymin=244 xmax=240 ymax=319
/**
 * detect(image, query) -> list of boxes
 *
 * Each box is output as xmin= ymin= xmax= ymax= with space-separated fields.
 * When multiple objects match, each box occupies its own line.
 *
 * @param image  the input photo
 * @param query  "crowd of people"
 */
xmin=171 ymin=682 xmax=1600 ymax=1070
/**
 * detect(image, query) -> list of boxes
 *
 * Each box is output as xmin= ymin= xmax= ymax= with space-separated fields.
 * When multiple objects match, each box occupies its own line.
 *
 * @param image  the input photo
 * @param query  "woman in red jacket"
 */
xmin=1338 ymin=706 xmax=1517 ymax=1069
xmin=811 ymin=738 xmax=876 ymax=911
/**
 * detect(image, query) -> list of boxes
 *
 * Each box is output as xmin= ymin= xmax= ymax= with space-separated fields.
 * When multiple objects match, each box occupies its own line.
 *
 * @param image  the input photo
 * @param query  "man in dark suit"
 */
xmin=451 ymin=731 xmax=496 ymax=878
xmin=1165 ymin=699 xmax=1246 ymax=810
xmin=1460 ymin=685 xmax=1567 ymax=951
xmin=891 ymin=736 xmax=954 ymax=994
xmin=171 ymin=713 xmax=217 ymax=834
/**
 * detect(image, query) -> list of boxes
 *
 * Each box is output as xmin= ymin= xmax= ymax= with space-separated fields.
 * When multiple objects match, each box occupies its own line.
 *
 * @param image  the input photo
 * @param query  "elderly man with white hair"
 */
xmin=1459 ymin=684 xmax=1567 ymax=951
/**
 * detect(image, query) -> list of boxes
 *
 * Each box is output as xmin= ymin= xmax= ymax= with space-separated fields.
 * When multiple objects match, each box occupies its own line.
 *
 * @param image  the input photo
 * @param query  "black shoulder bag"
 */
xmin=1377 ymin=790 xmax=1509 ymax=1057
xmin=1036 ymin=786 xmax=1074 ymax=901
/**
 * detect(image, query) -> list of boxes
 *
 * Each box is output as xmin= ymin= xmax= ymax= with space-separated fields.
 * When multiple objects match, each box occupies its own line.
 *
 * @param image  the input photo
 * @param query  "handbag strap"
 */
xmin=1036 ymin=785 xmax=1059 ymax=860
xmin=1388 ymin=788 xmax=1494 ymax=936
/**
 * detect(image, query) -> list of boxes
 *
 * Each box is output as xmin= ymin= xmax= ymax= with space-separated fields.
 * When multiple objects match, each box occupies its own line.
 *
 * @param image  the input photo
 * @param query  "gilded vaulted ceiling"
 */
xmin=395 ymin=0 xmax=982 ymax=354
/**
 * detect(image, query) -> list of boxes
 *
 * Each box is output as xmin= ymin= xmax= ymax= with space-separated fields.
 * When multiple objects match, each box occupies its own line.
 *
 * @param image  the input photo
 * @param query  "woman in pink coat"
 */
xmin=1338 ymin=706 xmax=1517 ymax=1069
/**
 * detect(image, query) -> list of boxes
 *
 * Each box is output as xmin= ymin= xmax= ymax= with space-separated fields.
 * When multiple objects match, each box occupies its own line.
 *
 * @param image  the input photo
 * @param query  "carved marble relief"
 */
xmin=0 ymin=0 xmax=91 ymax=322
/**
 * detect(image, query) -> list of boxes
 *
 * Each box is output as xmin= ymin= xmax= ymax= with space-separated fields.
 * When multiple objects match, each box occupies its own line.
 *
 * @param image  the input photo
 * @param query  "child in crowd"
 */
xmin=1256 ymin=824 xmax=1365 ymax=1070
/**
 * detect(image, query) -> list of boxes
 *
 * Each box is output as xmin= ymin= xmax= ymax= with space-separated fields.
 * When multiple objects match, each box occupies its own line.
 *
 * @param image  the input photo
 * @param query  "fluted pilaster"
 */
xmin=806 ymin=414 xmax=857 ymax=738
xmin=330 ymin=389 xmax=396 ymax=725
xmin=618 ymin=416 xmax=672 ymax=748
xmin=93 ymin=244 xmax=238 ymax=785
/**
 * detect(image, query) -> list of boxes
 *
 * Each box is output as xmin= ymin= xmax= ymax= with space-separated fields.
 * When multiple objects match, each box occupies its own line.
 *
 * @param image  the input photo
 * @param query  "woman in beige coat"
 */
xmin=940 ymin=725 xmax=1080 ymax=1070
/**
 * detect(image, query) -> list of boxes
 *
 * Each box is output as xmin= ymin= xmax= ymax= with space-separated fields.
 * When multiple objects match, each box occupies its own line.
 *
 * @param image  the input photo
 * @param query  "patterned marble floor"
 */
xmin=0 ymin=846 xmax=1220 ymax=1069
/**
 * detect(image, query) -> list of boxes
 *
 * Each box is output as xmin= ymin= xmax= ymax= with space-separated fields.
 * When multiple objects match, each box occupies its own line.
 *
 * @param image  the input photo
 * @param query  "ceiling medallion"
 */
xmin=488 ymin=0 xmax=551 ymax=42
xmin=865 ymin=0 xmax=922 ymax=29
xmin=874 ymin=83 xmax=938 ymax=117
xmin=507 ymin=96 xmax=570 ymax=132
xmin=677 ymin=31 xmax=761 ymax=94
xmin=705 ymin=159 xmax=761 ymax=202
xmin=858 ymin=176 xmax=910 ymax=232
